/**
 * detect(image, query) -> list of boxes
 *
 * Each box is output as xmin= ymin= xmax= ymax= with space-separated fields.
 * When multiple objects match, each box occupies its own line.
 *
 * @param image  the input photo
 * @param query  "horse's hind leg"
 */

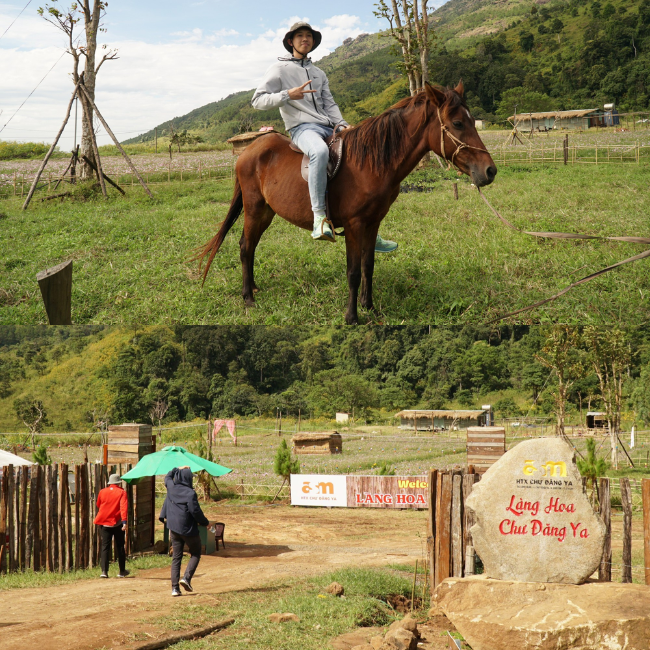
xmin=360 ymin=223 xmax=380 ymax=311
xmin=240 ymin=202 xmax=275 ymax=306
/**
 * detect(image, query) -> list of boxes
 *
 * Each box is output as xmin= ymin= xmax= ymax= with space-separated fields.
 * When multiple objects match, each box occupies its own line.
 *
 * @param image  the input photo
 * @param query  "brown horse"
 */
xmin=197 ymin=81 xmax=496 ymax=324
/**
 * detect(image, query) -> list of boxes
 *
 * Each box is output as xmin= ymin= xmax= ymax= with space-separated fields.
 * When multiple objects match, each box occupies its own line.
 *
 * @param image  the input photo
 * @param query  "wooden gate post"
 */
xmin=620 ymin=477 xmax=632 ymax=583
xmin=598 ymin=478 xmax=612 ymax=581
xmin=426 ymin=469 xmax=437 ymax=600
xmin=643 ymin=478 xmax=650 ymax=586
xmin=434 ymin=472 xmax=452 ymax=588
xmin=0 ymin=469 xmax=8 ymax=574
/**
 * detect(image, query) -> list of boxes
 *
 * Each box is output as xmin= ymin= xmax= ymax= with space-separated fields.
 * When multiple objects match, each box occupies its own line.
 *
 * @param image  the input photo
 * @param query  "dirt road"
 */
xmin=1 ymin=504 xmax=428 ymax=650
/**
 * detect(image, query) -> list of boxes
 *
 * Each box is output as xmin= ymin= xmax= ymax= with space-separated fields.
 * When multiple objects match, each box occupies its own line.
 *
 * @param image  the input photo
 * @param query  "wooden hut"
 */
xmin=394 ymin=409 xmax=489 ymax=432
xmin=227 ymin=128 xmax=275 ymax=155
xmin=507 ymin=109 xmax=601 ymax=131
xmin=292 ymin=432 xmax=343 ymax=455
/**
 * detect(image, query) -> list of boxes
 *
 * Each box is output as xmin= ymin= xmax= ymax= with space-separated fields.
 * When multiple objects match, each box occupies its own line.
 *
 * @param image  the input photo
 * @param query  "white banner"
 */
xmin=290 ymin=474 xmax=348 ymax=507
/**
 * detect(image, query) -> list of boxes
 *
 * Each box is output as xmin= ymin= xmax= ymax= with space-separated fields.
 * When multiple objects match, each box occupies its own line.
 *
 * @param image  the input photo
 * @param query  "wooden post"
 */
xmin=0 ymin=469 xmax=8 ymax=574
xmin=7 ymin=466 xmax=15 ymax=572
xmin=46 ymin=465 xmax=54 ymax=571
xmin=126 ymin=481 xmax=134 ymax=556
xmin=643 ymin=478 xmax=650 ymax=586
xmin=19 ymin=467 xmax=27 ymax=571
xmin=78 ymin=84 xmax=154 ymax=198
xmin=36 ymin=260 xmax=73 ymax=325
xmin=66 ymin=466 xmax=73 ymax=570
xmin=426 ymin=469 xmax=437 ymax=600
xmin=22 ymin=79 xmax=83 ymax=210
xmin=26 ymin=470 xmax=36 ymax=569
xmin=451 ymin=473 xmax=463 ymax=577
xmin=155 ymin=128 xmax=157 ymax=154
xmin=462 ymin=472 xmax=477 ymax=576
xmin=59 ymin=464 xmax=67 ymax=572
xmin=452 ymin=182 xmax=458 ymax=200
xmin=435 ymin=472 xmax=452 ymax=588
xmin=620 ymin=477 xmax=632 ymax=583
xmin=74 ymin=465 xmax=80 ymax=570
xmin=38 ymin=465 xmax=46 ymax=569
xmin=598 ymin=478 xmax=611 ymax=581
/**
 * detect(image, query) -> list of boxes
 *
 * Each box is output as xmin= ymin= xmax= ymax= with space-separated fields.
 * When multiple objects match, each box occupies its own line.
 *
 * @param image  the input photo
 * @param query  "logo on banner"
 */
xmin=290 ymin=475 xmax=348 ymax=507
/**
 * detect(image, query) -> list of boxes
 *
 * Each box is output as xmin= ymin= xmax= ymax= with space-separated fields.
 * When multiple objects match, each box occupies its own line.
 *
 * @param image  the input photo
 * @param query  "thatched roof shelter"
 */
xmin=226 ymin=129 xmax=276 ymax=155
xmin=394 ymin=410 xmax=487 ymax=420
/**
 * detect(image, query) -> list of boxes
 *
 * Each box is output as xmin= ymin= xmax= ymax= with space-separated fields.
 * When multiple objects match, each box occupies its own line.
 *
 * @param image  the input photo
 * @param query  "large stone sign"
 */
xmin=465 ymin=437 xmax=606 ymax=584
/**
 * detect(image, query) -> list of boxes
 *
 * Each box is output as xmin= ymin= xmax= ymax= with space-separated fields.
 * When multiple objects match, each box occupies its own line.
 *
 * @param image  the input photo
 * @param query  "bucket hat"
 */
xmin=283 ymin=21 xmax=322 ymax=53
xmin=108 ymin=473 xmax=122 ymax=485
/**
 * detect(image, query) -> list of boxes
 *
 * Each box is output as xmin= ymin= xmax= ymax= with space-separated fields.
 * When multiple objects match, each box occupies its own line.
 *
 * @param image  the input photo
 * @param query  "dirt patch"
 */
xmin=1 ymin=504 xmax=427 ymax=650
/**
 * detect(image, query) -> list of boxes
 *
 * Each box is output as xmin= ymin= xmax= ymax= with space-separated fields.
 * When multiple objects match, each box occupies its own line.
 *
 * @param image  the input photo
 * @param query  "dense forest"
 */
xmin=1 ymin=325 xmax=650 ymax=433
xmin=125 ymin=0 xmax=650 ymax=144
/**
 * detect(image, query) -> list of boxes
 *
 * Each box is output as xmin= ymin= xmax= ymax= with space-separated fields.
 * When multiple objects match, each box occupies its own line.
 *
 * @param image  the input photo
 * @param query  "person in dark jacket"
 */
xmin=159 ymin=466 xmax=210 ymax=596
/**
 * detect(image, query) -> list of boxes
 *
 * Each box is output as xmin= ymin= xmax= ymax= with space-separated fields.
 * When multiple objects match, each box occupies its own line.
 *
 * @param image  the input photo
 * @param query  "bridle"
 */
xmin=436 ymin=106 xmax=489 ymax=169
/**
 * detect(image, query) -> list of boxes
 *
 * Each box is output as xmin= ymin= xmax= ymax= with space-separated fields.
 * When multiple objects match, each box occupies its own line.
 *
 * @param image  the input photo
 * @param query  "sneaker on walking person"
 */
xmin=179 ymin=577 xmax=193 ymax=592
xmin=171 ymin=587 xmax=182 ymax=597
xmin=117 ymin=570 xmax=131 ymax=578
xmin=100 ymin=573 xmax=108 ymax=578
xmin=252 ymin=22 xmax=398 ymax=252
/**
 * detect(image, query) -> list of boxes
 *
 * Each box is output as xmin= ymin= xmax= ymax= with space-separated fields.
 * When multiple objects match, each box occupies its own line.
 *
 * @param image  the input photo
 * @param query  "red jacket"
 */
xmin=94 ymin=485 xmax=128 ymax=527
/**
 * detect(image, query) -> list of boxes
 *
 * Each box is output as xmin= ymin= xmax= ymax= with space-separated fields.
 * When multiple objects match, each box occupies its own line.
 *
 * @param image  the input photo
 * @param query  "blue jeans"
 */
xmin=289 ymin=123 xmax=333 ymax=215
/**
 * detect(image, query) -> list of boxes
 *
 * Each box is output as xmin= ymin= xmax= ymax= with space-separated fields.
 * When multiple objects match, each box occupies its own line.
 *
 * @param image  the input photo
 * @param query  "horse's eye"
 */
xmin=452 ymin=120 xmax=463 ymax=129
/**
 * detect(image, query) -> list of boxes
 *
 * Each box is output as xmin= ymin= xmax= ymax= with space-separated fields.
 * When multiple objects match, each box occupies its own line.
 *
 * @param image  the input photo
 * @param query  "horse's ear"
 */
xmin=454 ymin=79 xmax=465 ymax=98
xmin=425 ymin=83 xmax=446 ymax=106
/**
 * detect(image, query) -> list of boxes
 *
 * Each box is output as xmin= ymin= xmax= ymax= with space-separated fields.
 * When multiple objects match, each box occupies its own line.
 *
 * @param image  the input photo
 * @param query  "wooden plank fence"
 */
xmin=427 ymin=472 xmax=650 ymax=594
xmin=0 ymin=462 xmax=142 ymax=574
xmin=493 ymin=142 xmax=647 ymax=166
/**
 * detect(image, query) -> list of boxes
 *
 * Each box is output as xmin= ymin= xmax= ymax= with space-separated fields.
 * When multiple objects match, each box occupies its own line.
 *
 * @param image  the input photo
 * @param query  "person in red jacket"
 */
xmin=94 ymin=473 xmax=129 ymax=578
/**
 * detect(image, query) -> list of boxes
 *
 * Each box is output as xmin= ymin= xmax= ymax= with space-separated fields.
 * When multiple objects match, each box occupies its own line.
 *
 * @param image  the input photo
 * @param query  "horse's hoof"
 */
xmin=244 ymin=297 xmax=256 ymax=307
xmin=345 ymin=314 xmax=359 ymax=325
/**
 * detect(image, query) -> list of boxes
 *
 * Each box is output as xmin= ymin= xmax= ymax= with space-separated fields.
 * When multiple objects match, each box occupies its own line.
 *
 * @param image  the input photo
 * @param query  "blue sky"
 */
xmin=0 ymin=0 xmax=447 ymax=145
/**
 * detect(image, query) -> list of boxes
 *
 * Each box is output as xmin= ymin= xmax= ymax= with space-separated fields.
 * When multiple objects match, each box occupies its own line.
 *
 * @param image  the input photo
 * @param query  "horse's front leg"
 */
xmin=360 ymin=223 xmax=380 ymax=311
xmin=344 ymin=228 xmax=362 ymax=325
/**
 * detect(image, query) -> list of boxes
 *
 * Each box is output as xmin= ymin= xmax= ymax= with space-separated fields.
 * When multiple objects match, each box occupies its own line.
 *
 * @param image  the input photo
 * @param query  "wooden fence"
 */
xmin=493 ymin=142 xmax=647 ymax=166
xmin=0 ymin=462 xmax=142 ymax=574
xmin=426 ymin=472 xmax=650 ymax=592
xmin=0 ymin=160 xmax=235 ymax=200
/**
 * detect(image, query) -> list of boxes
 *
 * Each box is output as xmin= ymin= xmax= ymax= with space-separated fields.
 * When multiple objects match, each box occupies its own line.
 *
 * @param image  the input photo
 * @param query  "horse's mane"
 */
xmin=344 ymin=86 xmax=466 ymax=174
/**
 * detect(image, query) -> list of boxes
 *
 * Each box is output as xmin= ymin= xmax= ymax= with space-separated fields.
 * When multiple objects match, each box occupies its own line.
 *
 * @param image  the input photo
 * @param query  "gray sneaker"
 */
xmin=100 ymin=573 xmax=108 ymax=578
xmin=117 ymin=570 xmax=130 ymax=578
xmin=375 ymin=234 xmax=398 ymax=253
xmin=172 ymin=587 xmax=182 ymax=597
xmin=179 ymin=577 xmax=193 ymax=592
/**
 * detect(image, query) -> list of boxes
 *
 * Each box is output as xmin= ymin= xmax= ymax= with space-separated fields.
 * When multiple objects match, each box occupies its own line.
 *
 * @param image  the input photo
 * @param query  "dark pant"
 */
xmin=170 ymin=530 xmax=202 ymax=589
xmin=100 ymin=524 xmax=126 ymax=575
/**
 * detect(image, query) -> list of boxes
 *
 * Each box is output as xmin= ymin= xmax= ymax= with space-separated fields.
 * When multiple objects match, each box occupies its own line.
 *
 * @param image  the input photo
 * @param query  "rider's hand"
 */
xmin=288 ymin=80 xmax=316 ymax=100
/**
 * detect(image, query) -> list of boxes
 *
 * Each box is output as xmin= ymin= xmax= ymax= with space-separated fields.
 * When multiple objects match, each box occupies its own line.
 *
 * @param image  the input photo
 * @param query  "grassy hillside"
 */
xmin=1 ymin=324 xmax=649 ymax=435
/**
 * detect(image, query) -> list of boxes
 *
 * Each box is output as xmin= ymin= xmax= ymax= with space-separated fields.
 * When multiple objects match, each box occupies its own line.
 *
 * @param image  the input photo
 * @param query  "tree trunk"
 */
xmin=79 ymin=2 xmax=101 ymax=180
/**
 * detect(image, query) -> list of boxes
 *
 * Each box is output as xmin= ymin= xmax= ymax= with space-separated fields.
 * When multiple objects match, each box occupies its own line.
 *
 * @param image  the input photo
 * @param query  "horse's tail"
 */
xmin=195 ymin=178 xmax=243 ymax=285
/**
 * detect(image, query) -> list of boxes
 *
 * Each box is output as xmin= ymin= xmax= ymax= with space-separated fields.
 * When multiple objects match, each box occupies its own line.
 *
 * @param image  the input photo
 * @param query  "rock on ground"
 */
xmin=434 ymin=575 xmax=650 ymax=650
xmin=326 ymin=581 xmax=345 ymax=596
xmin=267 ymin=612 xmax=300 ymax=623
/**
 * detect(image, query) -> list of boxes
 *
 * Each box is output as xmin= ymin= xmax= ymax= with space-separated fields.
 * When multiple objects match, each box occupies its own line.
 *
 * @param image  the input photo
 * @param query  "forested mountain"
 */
xmin=124 ymin=0 xmax=650 ymax=145
xmin=1 ymin=326 xmax=650 ymax=433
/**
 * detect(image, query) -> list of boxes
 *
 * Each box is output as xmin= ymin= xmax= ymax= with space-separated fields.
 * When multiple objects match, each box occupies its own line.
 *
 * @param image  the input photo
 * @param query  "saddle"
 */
xmin=288 ymin=125 xmax=345 ymax=182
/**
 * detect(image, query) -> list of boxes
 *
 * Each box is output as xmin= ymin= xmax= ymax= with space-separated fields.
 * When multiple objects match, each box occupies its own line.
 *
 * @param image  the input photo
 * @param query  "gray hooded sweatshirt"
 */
xmin=251 ymin=57 xmax=348 ymax=132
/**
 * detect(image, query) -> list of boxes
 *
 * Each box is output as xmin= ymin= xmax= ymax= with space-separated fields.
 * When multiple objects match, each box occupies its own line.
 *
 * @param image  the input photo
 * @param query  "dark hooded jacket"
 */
xmin=159 ymin=467 xmax=209 ymax=537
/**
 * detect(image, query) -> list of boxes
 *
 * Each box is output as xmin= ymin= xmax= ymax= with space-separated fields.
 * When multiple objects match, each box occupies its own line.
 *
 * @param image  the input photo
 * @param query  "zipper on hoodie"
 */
xmin=301 ymin=58 xmax=323 ymax=117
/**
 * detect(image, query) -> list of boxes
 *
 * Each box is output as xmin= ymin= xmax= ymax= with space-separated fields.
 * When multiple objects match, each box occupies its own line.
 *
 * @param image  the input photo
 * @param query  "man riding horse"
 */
xmin=252 ymin=21 xmax=398 ymax=253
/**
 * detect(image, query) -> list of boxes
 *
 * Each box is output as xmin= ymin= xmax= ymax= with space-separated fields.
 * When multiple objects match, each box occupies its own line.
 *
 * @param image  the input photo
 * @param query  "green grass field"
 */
xmin=1 ymin=164 xmax=649 ymax=325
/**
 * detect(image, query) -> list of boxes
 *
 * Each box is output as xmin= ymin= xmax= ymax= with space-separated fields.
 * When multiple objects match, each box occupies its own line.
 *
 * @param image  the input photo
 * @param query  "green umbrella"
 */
xmin=120 ymin=445 xmax=233 ymax=483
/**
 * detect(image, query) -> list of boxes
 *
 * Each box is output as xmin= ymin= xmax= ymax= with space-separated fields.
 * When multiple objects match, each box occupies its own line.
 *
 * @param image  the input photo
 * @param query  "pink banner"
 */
xmin=213 ymin=419 xmax=237 ymax=444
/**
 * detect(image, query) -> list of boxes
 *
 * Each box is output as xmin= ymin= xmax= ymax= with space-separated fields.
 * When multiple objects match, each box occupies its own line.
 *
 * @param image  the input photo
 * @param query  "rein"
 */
xmin=437 ymin=107 xmax=489 ymax=168
xmin=477 ymin=188 xmax=650 ymax=322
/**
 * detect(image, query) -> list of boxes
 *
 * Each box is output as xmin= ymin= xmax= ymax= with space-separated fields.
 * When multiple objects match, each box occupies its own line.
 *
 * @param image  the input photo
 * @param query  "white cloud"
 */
xmin=213 ymin=28 xmax=238 ymax=37
xmin=0 ymin=13 xmax=366 ymax=146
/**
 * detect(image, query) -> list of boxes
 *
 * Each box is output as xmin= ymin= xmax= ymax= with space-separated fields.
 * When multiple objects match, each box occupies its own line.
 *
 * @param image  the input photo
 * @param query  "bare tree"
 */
xmin=535 ymin=326 xmax=584 ymax=441
xmin=149 ymin=399 xmax=169 ymax=430
xmin=583 ymin=327 xmax=631 ymax=470
xmin=13 ymin=395 xmax=49 ymax=449
xmin=38 ymin=1 xmax=118 ymax=179
xmin=374 ymin=0 xmax=434 ymax=96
